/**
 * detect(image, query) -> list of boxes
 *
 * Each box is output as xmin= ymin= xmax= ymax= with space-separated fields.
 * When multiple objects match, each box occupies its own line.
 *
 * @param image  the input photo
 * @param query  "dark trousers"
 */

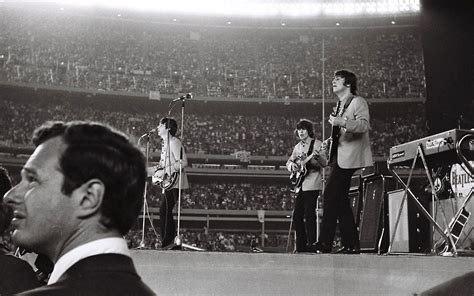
xmin=160 ymin=188 xmax=177 ymax=247
xmin=293 ymin=190 xmax=319 ymax=252
xmin=319 ymin=164 xmax=359 ymax=247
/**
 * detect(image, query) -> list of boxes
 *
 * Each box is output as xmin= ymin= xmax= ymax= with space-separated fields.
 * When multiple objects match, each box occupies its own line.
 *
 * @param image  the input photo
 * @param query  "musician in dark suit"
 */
xmin=311 ymin=70 xmax=373 ymax=254
xmin=156 ymin=117 xmax=189 ymax=249
xmin=3 ymin=121 xmax=154 ymax=295
xmin=0 ymin=166 xmax=40 ymax=294
xmin=286 ymin=119 xmax=327 ymax=253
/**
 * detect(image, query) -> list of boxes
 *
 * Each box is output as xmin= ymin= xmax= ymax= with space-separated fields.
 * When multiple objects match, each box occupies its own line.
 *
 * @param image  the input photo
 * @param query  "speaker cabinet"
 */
xmin=349 ymin=189 xmax=362 ymax=227
xmin=359 ymin=175 xmax=396 ymax=253
xmin=387 ymin=188 xmax=432 ymax=253
xmin=388 ymin=189 xmax=410 ymax=252
xmin=349 ymin=174 xmax=363 ymax=227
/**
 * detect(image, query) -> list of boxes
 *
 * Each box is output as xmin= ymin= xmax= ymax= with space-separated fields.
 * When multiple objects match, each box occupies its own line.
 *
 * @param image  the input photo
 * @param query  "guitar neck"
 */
xmin=291 ymin=152 xmax=315 ymax=173
xmin=302 ymin=152 xmax=316 ymax=166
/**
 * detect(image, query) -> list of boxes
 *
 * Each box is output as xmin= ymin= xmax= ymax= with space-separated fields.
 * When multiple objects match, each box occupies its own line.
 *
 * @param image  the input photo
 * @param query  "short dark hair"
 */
xmin=160 ymin=117 xmax=178 ymax=137
xmin=295 ymin=119 xmax=314 ymax=138
xmin=32 ymin=121 xmax=146 ymax=235
xmin=334 ymin=69 xmax=358 ymax=95
xmin=0 ymin=166 xmax=13 ymax=234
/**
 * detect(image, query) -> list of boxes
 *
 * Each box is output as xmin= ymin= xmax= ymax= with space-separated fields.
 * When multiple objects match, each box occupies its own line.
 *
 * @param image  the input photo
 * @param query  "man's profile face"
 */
xmin=332 ymin=75 xmax=347 ymax=94
xmin=157 ymin=122 xmax=168 ymax=138
xmin=3 ymin=136 xmax=77 ymax=256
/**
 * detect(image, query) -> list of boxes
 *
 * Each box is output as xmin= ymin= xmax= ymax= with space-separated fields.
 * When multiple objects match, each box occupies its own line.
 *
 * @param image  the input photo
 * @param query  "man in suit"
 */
xmin=311 ymin=70 xmax=373 ymax=254
xmin=0 ymin=166 xmax=40 ymax=294
xmin=4 ymin=121 xmax=155 ymax=295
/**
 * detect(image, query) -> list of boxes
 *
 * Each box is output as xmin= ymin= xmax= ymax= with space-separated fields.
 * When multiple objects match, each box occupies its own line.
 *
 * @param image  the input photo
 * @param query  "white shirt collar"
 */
xmin=48 ymin=237 xmax=130 ymax=285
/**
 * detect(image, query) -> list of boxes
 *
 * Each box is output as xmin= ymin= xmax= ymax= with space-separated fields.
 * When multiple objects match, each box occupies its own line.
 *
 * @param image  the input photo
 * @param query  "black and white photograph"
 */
xmin=0 ymin=0 xmax=473 ymax=295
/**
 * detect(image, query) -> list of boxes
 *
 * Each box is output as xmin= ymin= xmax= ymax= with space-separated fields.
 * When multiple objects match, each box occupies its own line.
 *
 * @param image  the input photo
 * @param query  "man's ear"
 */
xmin=74 ymin=179 xmax=105 ymax=219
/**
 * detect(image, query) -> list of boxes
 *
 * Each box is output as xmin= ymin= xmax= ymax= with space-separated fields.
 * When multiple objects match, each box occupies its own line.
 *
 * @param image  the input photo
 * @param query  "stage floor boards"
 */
xmin=131 ymin=250 xmax=474 ymax=295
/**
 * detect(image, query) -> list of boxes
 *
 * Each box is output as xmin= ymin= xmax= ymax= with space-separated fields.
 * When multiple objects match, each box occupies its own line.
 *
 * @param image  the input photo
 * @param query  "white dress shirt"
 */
xmin=48 ymin=237 xmax=130 ymax=285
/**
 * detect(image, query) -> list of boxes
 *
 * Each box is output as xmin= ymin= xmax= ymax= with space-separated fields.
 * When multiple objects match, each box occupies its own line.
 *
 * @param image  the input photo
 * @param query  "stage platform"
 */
xmin=131 ymin=250 xmax=474 ymax=295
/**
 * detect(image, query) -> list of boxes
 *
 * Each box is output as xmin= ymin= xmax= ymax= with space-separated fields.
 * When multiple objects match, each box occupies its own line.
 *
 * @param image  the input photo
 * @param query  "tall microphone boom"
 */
xmin=172 ymin=93 xmax=192 ymax=102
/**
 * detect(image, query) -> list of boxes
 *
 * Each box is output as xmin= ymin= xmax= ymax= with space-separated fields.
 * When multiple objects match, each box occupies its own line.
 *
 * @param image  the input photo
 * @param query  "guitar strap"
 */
xmin=307 ymin=139 xmax=315 ymax=158
xmin=342 ymin=95 xmax=354 ymax=113
xmin=333 ymin=95 xmax=355 ymax=139
xmin=299 ymin=139 xmax=316 ymax=186
xmin=334 ymin=100 xmax=342 ymax=116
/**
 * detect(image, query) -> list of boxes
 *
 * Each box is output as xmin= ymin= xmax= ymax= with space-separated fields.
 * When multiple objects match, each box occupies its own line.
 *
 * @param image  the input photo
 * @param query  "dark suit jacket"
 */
xmin=17 ymin=254 xmax=155 ymax=295
xmin=0 ymin=254 xmax=40 ymax=295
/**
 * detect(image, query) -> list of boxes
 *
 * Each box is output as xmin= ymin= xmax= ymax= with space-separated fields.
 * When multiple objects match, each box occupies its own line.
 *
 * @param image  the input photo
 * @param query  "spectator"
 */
xmin=3 ymin=121 xmax=154 ymax=295
xmin=0 ymin=166 xmax=40 ymax=294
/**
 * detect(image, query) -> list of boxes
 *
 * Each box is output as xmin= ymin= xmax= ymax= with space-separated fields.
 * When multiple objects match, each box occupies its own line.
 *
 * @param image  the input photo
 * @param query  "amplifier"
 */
xmin=349 ymin=188 xmax=362 ymax=227
xmin=387 ymin=189 xmax=431 ymax=253
xmin=359 ymin=175 xmax=396 ymax=253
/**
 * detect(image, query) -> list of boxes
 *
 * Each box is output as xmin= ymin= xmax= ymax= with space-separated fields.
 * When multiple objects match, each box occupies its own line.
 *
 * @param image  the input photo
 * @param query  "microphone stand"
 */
xmin=138 ymin=133 xmax=152 ymax=249
xmin=168 ymin=96 xmax=204 ymax=251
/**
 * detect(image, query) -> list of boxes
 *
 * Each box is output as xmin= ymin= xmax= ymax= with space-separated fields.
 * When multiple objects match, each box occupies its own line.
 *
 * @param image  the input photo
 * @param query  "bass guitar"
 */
xmin=152 ymin=167 xmax=179 ymax=191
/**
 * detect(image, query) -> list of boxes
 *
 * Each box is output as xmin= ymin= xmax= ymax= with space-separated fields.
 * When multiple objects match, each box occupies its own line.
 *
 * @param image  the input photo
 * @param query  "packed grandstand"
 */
xmin=1 ymin=4 xmax=430 ymax=252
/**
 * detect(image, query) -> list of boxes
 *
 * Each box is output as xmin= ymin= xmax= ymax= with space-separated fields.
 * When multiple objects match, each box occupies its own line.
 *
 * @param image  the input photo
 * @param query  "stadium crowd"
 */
xmin=125 ymin=227 xmax=292 ymax=252
xmin=1 ymin=7 xmax=425 ymax=100
xmin=147 ymin=181 xmax=294 ymax=210
xmin=0 ymin=97 xmax=427 ymax=158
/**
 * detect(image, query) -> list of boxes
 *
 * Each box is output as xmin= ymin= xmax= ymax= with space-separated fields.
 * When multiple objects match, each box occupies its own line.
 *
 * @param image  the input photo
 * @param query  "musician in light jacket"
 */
xmin=157 ymin=117 xmax=189 ymax=249
xmin=311 ymin=69 xmax=373 ymax=254
xmin=286 ymin=119 xmax=327 ymax=253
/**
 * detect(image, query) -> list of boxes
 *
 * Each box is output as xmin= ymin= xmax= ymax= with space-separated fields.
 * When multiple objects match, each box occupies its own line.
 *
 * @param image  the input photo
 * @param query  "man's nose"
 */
xmin=3 ymin=185 xmax=22 ymax=206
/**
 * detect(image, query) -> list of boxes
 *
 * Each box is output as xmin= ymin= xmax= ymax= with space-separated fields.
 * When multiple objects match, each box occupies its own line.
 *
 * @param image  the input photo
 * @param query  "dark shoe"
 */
xmin=335 ymin=246 xmax=360 ymax=254
xmin=161 ymin=243 xmax=181 ymax=250
xmin=308 ymin=242 xmax=332 ymax=254
xmin=250 ymin=247 xmax=263 ymax=253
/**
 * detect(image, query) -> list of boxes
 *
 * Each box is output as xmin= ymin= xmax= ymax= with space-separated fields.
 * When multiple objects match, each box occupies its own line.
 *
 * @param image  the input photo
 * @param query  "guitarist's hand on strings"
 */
xmin=321 ymin=138 xmax=330 ymax=146
xmin=329 ymin=114 xmax=347 ymax=128
xmin=290 ymin=162 xmax=299 ymax=172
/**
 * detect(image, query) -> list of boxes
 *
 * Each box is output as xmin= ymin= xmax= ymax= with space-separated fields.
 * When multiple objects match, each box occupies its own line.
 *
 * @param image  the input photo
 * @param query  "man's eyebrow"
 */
xmin=22 ymin=167 xmax=38 ymax=176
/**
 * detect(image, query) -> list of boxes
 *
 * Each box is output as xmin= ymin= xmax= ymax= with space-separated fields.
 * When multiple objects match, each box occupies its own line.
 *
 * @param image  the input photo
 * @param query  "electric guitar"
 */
xmin=152 ymin=167 xmax=179 ymax=191
xmin=327 ymin=124 xmax=339 ymax=164
xmin=289 ymin=151 xmax=318 ymax=193
xmin=327 ymin=96 xmax=354 ymax=164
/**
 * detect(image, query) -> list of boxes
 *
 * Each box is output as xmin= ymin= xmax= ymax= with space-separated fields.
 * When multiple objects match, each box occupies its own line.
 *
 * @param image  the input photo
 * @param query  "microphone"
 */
xmin=140 ymin=128 xmax=157 ymax=138
xmin=171 ymin=93 xmax=192 ymax=102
